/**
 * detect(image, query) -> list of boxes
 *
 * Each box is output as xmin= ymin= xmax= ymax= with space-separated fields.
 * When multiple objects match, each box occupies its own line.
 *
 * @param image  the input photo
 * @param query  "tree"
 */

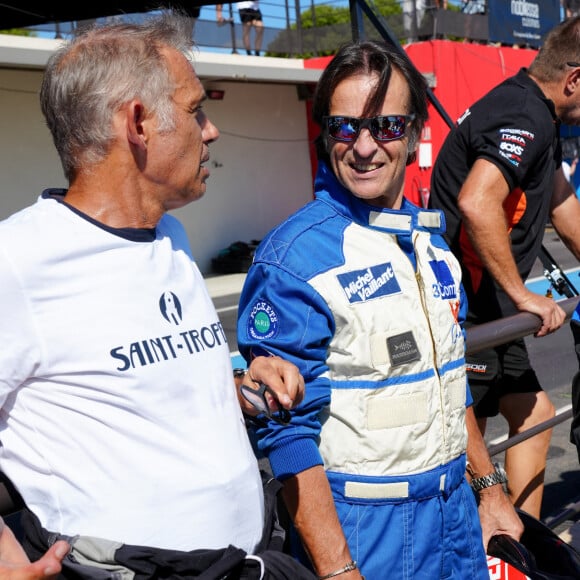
xmin=267 ymin=0 xmax=402 ymax=58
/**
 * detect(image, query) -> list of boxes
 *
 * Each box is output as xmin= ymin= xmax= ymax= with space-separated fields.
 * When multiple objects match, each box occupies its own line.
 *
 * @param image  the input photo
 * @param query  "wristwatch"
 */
xmin=469 ymin=464 xmax=508 ymax=492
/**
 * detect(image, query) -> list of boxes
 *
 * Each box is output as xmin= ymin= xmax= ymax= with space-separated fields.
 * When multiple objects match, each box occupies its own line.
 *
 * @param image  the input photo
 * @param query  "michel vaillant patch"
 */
xmin=387 ymin=331 xmax=420 ymax=367
xmin=337 ymin=262 xmax=401 ymax=304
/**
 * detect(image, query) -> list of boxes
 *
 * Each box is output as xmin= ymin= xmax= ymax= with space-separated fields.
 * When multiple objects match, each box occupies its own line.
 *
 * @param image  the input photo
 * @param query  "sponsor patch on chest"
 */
xmin=337 ymin=263 xmax=401 ymax=304
xmin=428 ymin=259 xmax=457 ymax=300
xmin=387 ymin=330 xmax=420 ymax=366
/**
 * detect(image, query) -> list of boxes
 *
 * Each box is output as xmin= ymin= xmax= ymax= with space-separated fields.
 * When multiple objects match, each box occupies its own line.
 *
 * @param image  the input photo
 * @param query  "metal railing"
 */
xmin=466 ymin=297 xmax=580 ymax=355
xmin=3 ymin=2 xmax=495 ymax=57
xmin=468 ymin=296 xmax=579 ymax=459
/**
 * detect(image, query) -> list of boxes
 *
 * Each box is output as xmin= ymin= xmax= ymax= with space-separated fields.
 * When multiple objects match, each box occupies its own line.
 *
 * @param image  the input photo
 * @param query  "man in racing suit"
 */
xmin=237 ymin=40 xmax=523 ymax=580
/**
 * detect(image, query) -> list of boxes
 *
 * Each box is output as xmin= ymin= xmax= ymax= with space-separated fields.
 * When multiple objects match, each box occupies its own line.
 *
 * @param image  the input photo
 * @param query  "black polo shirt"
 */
xmin=429 ymin=68 xmax=561 ymax=319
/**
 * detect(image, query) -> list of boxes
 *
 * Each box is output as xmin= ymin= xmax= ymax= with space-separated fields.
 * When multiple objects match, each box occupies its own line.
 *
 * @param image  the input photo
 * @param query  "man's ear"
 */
xmin=565 ymin=68 xmax=580 ymax=96
xmin=126 ymin=101 xmax=148 ymax=149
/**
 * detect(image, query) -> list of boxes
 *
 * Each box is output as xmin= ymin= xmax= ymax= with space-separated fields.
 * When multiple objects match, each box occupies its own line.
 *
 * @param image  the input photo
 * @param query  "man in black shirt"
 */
xmin=429 ymin=16 xmax=580 ymax=519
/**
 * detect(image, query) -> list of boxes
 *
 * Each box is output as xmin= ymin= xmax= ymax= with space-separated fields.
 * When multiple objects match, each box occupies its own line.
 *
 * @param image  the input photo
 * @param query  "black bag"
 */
xmin=211 ymin=240 xmax=260 ymax=274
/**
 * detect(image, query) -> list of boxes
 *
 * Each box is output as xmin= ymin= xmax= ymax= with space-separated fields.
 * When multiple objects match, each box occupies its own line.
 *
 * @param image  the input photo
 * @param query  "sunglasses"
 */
xmin=240 ymin=381 xmax=291 ymax=425
xmin=324 ymin=114 xmax=415 ymax=143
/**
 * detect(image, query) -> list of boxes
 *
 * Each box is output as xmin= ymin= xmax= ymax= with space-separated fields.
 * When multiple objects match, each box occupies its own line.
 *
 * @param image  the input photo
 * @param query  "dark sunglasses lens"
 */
xmin=328 ymin=117 xmax=359 ymax=141
xmin=327 ymin=116 xmax=409 ymax=142
xmin=373 ymin=116 xmax=407 ymax=141
xmin=241 ymin=385 xmax=269 ymax=415
xmin=241 ymin=384 xmax=291 ymax=425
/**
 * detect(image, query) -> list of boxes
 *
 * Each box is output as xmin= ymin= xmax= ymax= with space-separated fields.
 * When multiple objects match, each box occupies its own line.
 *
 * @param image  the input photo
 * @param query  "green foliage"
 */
xmin=0 ymin=28 xmax=36 ymax=37
xmin=299 ymin=4 xmax=352 ymax=28
xmin=300 ymin=0 xmax=401 ymax=28
xmin=372 ymin=0 xmax=404 ymax=17
xmin=267 ymin=0 xmax=403 ymax=58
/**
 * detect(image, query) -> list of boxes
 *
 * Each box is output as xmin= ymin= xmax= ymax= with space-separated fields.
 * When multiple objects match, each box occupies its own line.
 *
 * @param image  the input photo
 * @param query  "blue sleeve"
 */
xmin=237 ymin=260 xmax=335 ymax=479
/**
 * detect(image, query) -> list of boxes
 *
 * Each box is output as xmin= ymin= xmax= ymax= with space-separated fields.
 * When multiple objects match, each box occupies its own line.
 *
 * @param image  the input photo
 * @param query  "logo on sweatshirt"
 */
xmin=109 ymin=291 xmax=228 ymax=371
xmin=159 ymin=291 xmax=183 ymax=324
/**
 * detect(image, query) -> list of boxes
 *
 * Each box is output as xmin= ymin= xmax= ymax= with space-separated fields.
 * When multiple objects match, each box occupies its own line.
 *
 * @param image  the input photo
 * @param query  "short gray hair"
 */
xmin=40 ymin=10 xmax=196 ymax=182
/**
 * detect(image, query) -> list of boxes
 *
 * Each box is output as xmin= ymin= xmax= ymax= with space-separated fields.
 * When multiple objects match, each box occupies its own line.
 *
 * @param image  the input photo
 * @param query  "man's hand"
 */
xmin=0 ymin=521 xmax=69 ymax=579
xmin=515 ymin=290 xmax=566 ymax=337
xmin=477 ymin=485 xmax=524 ymax=551
xmin=236 ymin=355 xmax=305 ymax=416
xmin=465 ymin=406 xmax=524 ymax=550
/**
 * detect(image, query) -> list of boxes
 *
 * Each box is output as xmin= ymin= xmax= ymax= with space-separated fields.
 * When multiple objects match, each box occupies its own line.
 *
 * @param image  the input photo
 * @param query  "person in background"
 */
xmin=0 ymin=10 xmax=312 ymax=578
xmin=237 ymin=40 xmax=523 ymax=580
xmin=216 ymin=1 xmax=264 ymax=56
xmin=562 ymin=0 xmax=580 ymax=19
xmin=403 ymin=0 xmax=445 ymax=43
xmin=429 ymin=16 xmax=580 ymax=520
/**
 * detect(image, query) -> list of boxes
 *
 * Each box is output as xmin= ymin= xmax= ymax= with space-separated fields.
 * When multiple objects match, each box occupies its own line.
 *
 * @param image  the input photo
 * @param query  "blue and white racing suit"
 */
xmin=237 ymin=161 xmax=488 ymax=579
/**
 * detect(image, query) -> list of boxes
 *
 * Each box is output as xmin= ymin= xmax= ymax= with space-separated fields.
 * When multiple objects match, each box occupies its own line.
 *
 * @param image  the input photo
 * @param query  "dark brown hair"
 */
xmin=312 ymin=40 xmax=428 ymax=164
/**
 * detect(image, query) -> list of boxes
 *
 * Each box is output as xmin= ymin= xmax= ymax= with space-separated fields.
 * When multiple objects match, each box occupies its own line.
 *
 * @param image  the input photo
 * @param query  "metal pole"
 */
xmin=353 ymin=0 xmax=455 ymax=127
xmin=349 ymin=0 xmax=365 ymax=42
xmin=465 ymin=296 xmax=580 ymax=355
xmin=285 ymin=0 xmax=291 ymax=28
xmin=410 ymin=0 xmax=418 ymax=42
xmin=310 ymin=0 xmax=318 ymax=57
xmin=295 ymin=0 xmax=303 ymax=55
xmin=487 ymin=405 xmax=573 ymax=457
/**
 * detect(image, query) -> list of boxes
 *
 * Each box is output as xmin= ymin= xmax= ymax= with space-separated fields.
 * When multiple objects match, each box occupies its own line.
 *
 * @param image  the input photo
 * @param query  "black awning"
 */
xmin=0 ymin=1 xmax=221 ymax=30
